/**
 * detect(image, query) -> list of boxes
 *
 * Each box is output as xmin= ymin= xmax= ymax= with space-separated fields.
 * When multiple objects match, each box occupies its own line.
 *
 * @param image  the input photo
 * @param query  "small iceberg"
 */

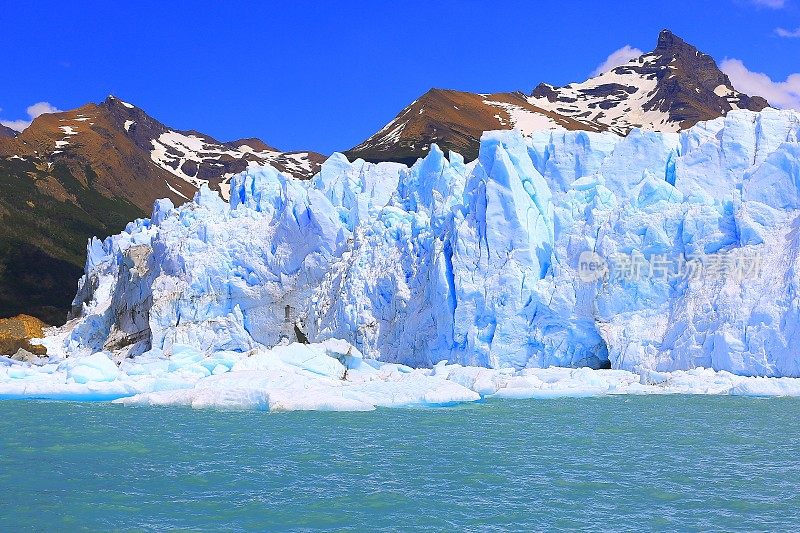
xmin=3 ymin=341 xmax=800 ymax=411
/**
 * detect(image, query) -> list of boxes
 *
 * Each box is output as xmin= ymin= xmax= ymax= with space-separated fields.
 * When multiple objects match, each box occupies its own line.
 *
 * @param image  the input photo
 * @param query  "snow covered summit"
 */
xmin=529 ymin=29 xmax=768 ymax=135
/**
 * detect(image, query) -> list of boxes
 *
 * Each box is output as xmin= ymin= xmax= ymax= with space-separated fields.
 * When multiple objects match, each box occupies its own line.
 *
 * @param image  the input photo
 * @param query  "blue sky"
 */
xmin=2 ymin=0 xmax=799 ymax=154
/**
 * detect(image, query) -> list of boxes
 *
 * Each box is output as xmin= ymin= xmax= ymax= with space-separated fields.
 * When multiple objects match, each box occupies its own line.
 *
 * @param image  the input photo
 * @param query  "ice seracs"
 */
xmin=3 ymin=108 xmax=800 ymax=409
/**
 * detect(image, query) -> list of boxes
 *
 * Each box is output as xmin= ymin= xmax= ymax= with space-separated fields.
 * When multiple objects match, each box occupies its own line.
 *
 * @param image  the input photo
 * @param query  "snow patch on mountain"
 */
xmin=483 ymin=99 xmax=561 ymax=134
xmin=149 ymin=130 xmax=321 ymax=189
xmin=530 ymin=55 xmax=669 ymax=134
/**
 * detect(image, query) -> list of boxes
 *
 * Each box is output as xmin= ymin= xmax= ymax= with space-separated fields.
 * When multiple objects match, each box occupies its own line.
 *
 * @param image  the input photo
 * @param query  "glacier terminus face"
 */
xmin=50 ymin=108 xmax=800 ymax=374
xmin=4 ymin=108 xmax=800 ymax=409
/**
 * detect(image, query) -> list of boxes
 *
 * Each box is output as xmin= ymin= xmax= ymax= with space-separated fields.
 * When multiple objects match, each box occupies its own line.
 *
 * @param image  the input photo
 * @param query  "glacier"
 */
xmin=3 ymin=108 xmax=800 ymax=410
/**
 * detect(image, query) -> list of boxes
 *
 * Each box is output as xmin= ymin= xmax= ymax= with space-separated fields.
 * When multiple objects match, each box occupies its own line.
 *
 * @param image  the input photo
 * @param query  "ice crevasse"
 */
xmin=4 ymin=108 xmax=800 ymax=409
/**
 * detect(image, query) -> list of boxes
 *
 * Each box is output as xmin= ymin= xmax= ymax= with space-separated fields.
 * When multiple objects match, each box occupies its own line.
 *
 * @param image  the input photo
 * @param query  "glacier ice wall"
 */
xmin=53 ymin=108 xmax=800 ymax=377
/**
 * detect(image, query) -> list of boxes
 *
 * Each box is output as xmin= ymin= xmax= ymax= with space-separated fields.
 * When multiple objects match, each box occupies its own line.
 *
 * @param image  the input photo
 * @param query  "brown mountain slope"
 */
xmin=0 ymin=96 xmax=326 ymax=207
xmin=0 ymin=101 xmax=193 ymax=209
xmin=345 ymin=89 xmax=599 ymax=165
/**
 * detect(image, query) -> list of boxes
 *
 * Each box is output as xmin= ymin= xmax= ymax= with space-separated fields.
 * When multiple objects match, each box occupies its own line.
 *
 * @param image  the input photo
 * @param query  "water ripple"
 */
xmin=1 ymin=396 xmax=799 ymax=531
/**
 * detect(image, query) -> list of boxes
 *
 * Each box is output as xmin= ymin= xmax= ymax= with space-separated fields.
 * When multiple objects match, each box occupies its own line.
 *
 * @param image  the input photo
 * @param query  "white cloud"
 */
xmin=720 ymin=58 xmax=800 ymax=109
xmin=0 ymin=119 xmax=33 ymax=132
xmin=0 ymin=101 xmax=62 ymax=132
xmin=591 ymin=45 xmax=643 ymax=76
xmin=776 ymin=26 xmax=800 ymax=38
xmin=27 ymin=101 xmax=60 ymax=118
xmin=749 ymin=0 xmax=786 ymax=8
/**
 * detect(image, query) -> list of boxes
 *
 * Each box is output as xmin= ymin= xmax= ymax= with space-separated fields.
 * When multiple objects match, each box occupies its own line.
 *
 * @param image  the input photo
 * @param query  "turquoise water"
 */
xmin=1 ymin=397 xmax=798 ymax=531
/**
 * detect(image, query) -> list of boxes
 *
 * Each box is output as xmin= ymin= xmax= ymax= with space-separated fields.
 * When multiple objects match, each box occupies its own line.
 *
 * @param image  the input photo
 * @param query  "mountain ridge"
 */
xmin=345 ymin=29 xmax=769 ymax=164
xmin=0 ymin=124 xmax=17 ymax=138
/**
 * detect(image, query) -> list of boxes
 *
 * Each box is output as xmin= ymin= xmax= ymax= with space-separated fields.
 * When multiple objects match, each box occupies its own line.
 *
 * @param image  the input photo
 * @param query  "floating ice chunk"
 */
xmin=62 ymin=352 xmax=119 ymax=384
xmin=4 ymin=339 xmax=800 ymax=409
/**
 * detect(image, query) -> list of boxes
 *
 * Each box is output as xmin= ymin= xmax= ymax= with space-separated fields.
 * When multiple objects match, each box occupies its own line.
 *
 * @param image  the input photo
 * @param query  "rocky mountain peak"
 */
xmin=347 ymin=30 xmax=772 ymax=164
xmin=654 ymin=29 xmax=694 ymax=55
xmin=527 ymin=29 xmax=770 ymax=134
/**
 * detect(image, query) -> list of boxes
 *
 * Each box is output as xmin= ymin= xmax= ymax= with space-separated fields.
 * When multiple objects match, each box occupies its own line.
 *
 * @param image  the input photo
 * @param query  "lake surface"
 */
xmin=1 ymin=396 xmax=798 ymax=531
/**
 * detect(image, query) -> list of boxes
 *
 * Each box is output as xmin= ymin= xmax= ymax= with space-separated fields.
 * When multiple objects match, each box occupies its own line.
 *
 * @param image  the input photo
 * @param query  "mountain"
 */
xmin=0 ymin=97 xmax=324 ymax=324
xmin=345 ymin=89 xmax=599 ymax=165
xmin=345 ymin=30 xmax=769 ymax=164
xmin=0 ymin=96 xmax=324 ymax=206
xmin=0 ymin=124 xmax=17 ymax=138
